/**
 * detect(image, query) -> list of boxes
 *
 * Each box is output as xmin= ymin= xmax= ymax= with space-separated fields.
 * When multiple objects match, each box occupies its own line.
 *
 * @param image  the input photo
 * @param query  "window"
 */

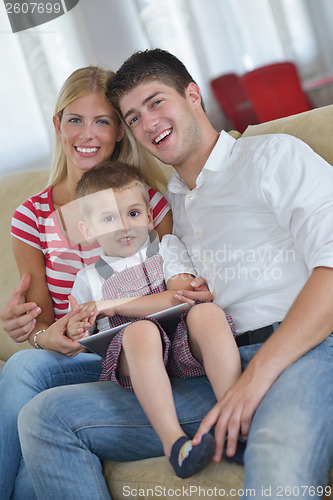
xmin=0 ymin=3 xmax=89 ymax=175
xmin=133 ymin=0 xmax=331 ymax=126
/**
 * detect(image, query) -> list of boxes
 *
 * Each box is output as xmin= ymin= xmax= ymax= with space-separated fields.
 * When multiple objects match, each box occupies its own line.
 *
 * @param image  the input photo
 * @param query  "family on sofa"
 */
xmin=1 ymin=48 xmax=333 ymax=500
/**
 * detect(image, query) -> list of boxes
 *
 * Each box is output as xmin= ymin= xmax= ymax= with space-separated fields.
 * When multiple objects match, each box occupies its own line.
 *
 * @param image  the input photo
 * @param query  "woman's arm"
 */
xmin=13 ymin=237 xmax=55 ymax=334
xmin=155 ymin=210 xmax=173 ymax=239
xmin=0 ymin=273 xmax=41 ymax=342
xmin=12 ymin=237 xmax=86 ymax=355
xmin=148 ymin=186 xmax=173 ymax=239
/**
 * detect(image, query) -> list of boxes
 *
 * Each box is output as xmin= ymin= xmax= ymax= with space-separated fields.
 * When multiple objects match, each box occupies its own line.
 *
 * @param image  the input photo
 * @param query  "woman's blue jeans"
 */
xmin=0 ymin=350 xmax=102 ymax=499
xmin=3 ymin=335 xmax=333 ymax=499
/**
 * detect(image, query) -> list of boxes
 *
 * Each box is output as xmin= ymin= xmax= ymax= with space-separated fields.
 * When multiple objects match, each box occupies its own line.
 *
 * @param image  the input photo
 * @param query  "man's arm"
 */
xmin=193 ymin=266 xmax=333 ymax=462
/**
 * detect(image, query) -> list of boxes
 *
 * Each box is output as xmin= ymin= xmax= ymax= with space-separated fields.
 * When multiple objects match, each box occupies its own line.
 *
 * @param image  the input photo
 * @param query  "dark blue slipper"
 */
xmin=169 ymin=433 xmax=215 ymax=479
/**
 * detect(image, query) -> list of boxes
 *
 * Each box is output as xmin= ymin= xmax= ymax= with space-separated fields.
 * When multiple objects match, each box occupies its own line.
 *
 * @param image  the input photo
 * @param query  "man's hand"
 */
xmin=192 ymin=363 xmax=273 ymax=462
xmin=0 ymin=273 xmax=41 ymax=342
xmin=175 ymin=276 xmax=213 ymax=305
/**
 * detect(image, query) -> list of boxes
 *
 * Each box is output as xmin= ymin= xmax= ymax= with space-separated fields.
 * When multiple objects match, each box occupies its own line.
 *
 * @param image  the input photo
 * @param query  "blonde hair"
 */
xmin=48 ymin=65 xmax=171 ymax=193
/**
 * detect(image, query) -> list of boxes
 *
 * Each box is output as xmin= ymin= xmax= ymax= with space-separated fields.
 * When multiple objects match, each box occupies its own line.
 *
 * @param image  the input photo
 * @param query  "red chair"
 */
xmin=240 ymin=62 xmax=312 ymax=123
xmin=211 ymin=73 xmax=260 ymax=133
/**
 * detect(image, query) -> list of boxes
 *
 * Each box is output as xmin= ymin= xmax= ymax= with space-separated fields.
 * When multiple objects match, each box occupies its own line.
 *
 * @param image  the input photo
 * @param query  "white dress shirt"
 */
xmin=166 ymin=131 xmax=333 ymax=334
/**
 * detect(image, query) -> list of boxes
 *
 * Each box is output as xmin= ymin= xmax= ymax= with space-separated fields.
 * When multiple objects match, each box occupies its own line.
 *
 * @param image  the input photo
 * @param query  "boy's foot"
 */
xmin=169 ymin=433 xmax=215 ymax=479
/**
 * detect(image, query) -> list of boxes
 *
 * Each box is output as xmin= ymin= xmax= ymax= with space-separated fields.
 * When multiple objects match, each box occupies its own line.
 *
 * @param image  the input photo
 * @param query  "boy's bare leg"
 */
xmin=120 ymin=320 xmax=185 ymax=458
xmin=186 ymin=302 xmax=242 ymax=400
xmin=120 ymin=320 xmax=215 ymax=478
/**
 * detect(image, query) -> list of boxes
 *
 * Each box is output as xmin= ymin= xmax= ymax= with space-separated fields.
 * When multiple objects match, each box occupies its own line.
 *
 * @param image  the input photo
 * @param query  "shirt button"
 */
xmin=188 ymin=194 xmax=194 ymax=200
xmin=195 ymin=230 xmax=200 ymax=237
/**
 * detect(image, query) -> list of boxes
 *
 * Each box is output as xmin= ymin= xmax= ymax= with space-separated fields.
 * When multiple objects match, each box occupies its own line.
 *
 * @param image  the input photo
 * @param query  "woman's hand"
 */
xmin=34 ymin=307 xmax=90 ymax=356
xmin=175 ymin=276 xmax=213 ymax=305
xmin=0 ymin=273 xmax=41 ymax=342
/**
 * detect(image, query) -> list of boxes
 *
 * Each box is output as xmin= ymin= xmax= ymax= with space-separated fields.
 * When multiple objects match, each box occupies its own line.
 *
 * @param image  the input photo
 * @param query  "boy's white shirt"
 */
xmin=70 ymin=234 xmax=195 ymax=331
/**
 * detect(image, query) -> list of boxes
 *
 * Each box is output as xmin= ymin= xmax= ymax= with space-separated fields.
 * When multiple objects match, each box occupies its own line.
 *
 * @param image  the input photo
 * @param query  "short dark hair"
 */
xmin=76 ymin=160 xmax=150 ymax=218
xmin=108 ymin=48 xmax=204 ymax=115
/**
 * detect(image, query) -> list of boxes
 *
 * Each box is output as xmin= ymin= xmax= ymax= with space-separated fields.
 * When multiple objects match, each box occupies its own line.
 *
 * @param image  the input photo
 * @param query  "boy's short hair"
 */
xmin=108 ymin=48 xmax=205 ymax=115
xmin=76 ymin=160 xmax=150 ymax=219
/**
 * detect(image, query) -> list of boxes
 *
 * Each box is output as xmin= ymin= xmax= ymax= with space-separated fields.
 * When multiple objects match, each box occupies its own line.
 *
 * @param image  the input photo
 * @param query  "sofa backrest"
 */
xmin=0 ymin=168 xmax=49 ymax=361
xmin=241 ymin=104 xmax=333 ymax=166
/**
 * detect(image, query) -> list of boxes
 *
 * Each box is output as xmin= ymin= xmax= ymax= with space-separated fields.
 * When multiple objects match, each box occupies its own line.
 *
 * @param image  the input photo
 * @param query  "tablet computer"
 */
xmin=78 ymin=302 xmax=190 ymax=358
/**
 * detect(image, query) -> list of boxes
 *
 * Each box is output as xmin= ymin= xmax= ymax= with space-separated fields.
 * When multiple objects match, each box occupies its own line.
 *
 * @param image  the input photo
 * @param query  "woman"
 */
xmin=0 ymin=65 xmax=172 ymax=499
xmin=3 ymin=65 xmax=172 ymax=348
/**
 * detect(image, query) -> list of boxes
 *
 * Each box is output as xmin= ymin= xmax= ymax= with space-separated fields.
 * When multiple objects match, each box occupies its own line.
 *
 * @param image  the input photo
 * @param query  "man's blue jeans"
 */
xmin=241 ymin=336 xmax=333 ymax=499
xmin=4 ymin=335 xmax=333 ymax=499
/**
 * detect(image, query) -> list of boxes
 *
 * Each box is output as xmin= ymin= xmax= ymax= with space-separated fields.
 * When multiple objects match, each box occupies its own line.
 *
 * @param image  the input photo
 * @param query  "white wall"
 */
xmin=76 ymin=0 xmax=148 ymax=71
xmin=0 ymin=0 xmax=153 ymax=177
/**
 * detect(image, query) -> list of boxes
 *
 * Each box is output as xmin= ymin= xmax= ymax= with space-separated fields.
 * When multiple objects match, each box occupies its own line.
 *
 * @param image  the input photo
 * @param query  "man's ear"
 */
xmin=186 ymin=82 xmax=202 ymax=109
xmin=78 ymin=221 xmax=95 ymax=243
xmin=53 ymin=114 xmax=61 ymax=137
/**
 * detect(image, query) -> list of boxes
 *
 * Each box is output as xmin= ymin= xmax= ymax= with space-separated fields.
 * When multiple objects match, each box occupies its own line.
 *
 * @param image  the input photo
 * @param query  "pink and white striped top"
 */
xmin=11 ymin=186 xmax=170 ymax=320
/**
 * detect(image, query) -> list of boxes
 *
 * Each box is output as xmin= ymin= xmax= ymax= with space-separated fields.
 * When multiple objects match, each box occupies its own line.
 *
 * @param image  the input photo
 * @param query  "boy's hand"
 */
xmin=67 ymin=296 xmax=97 ymax=340
xmin=93 ymin=300 xmax=116 ymax=318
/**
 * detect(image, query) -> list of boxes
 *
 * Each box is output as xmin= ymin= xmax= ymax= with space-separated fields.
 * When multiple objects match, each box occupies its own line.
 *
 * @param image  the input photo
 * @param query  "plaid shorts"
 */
xmin=99 ymin=302 xmax=235 ymax=391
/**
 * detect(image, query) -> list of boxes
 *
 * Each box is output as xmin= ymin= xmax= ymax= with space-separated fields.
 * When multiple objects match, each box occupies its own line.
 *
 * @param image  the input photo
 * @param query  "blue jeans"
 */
xmin=241 ymin=335 xmax=333 ymax=499
xmin=0 ymin=350 xmax=102 ymax=499
xmin=18 ymin=376 xmax=217 ymax=499
xmin=15 ymin=336 xmax=333 ymax=499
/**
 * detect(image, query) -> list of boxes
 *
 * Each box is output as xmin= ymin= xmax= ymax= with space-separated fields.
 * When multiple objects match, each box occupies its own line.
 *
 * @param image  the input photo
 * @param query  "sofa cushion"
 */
xmin=104 ymin=457 xmax=244 ymax=499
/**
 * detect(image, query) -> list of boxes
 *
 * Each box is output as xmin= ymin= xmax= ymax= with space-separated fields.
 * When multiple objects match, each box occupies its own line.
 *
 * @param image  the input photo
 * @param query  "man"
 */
xmin=108 ymin=49 xmax=333 ymax=491
xmin=19 ymin=49 xmax=333 ymax=498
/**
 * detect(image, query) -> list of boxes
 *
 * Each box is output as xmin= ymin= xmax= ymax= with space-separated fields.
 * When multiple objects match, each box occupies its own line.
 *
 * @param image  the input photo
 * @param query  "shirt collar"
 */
xmin=204 ymin=130 xmax=236 ymax=172
xmin=167 ymin=131 xmax=236 ymax=194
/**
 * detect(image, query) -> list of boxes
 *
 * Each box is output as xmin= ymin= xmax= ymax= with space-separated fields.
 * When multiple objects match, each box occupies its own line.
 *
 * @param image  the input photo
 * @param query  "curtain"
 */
xmin=2 ymin=0 xmax=333 ymax=175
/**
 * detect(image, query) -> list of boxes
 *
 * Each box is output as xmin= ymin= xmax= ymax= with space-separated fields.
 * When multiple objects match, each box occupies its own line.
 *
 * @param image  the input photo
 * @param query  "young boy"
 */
xmin=67 ymin=160 xmax=241 ymax=479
